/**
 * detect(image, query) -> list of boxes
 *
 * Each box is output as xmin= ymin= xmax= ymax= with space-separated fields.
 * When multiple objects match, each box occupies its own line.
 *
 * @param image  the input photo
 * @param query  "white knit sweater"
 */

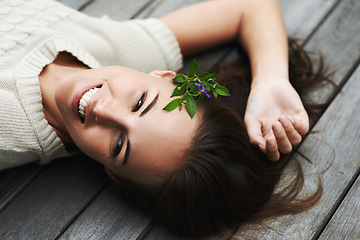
xmin=0 ymin=0 xmax=182 ymax=170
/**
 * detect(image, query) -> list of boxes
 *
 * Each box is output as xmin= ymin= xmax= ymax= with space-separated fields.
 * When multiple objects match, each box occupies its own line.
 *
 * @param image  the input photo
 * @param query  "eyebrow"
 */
xmin=122 ymin=140 xmax=130 ymax=166
xmin=140 ymin=93 xmax=159 ymax=117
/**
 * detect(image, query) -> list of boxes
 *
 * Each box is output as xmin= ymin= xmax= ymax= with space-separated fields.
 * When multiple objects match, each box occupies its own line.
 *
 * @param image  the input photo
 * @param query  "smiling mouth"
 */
xmin=78 ymin=86 xmax=101 ymax=123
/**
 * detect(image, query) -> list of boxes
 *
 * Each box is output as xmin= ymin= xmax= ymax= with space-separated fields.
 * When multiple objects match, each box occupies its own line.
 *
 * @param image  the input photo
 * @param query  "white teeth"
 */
xmin=78 ymin=87 xmax=100 ymax=120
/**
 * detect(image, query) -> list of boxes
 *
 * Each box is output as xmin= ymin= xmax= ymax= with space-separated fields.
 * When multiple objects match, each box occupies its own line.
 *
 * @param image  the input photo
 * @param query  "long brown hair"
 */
xmin=117 ymin=38 xmax=331 ymax=237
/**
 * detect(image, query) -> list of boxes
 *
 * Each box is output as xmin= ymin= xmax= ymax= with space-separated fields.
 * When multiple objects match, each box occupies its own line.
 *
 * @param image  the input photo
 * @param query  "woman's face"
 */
xmin=55 ymin=66 xmax=200 ymax=183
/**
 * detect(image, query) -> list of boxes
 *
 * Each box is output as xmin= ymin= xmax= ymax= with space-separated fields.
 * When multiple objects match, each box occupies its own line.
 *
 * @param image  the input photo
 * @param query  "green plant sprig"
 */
xmin=162 ymin=59 xmax=230 ymax=118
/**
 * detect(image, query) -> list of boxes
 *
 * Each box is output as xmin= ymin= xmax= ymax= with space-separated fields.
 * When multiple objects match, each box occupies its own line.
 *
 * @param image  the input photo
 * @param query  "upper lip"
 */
xmin=72 ymin=85 xmax=101 ymax=124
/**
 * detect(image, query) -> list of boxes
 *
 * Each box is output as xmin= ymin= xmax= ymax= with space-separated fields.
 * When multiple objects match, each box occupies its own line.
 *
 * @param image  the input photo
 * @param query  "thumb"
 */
xmin=244 ymin=117 xmax=266 ymax=152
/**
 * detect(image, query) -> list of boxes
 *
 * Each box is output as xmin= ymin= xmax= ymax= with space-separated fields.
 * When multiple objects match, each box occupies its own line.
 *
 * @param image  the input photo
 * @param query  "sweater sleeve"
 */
xmin=60 ymin=15 xmax=183 ymax=73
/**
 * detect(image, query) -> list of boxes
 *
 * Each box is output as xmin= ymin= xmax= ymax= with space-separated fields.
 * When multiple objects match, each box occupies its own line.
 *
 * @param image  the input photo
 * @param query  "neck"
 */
xmin=39 ymin=51 xmax=89 ymax=146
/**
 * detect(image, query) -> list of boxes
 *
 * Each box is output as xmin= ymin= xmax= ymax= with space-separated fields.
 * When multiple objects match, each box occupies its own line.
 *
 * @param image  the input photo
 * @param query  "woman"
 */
xmin=0 ymin=0 xmax=328 ymax=237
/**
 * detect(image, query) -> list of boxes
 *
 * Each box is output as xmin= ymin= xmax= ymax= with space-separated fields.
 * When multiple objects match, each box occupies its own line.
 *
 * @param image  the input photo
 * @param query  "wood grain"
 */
xmin=59 ymin=183 xmax=152 ymax=240
xmin=280 ymin=0 xmax=338 ymax=39
xmin=0 ymin=164 xmax=41 ymax=212
xmin=304 ymin=0 xmax=360 ymax=104
xmin=0 ymin=156 xmax=108 ymax=239
xmin=81 ymin=0 xmax=152 ymax=21
xmin=319 ymin=170 xmax=360 ymax=239
xmin=56 ymin=0 xmax=91 ymax=10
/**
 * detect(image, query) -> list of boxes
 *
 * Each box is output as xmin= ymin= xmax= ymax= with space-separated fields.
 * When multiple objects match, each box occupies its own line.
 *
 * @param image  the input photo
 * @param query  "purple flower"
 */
xmin=195 ymin=83 xmax=210 ymax=98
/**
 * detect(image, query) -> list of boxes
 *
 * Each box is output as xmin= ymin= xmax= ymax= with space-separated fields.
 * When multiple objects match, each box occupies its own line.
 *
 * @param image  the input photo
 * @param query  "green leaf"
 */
xmin=188 ymin=59 xmax=200 ymax=77
xmin=186 ymin=95 xmax=196 ymax=118
xmin=198 ymin=72 xmax=210 ymax=79
xmin=173 ymin=74 xmax=187 ymax=83
xmin=163 ymin=98 xmax=181 ymax=111
xmin=189 ymin=85 xmax=198 ymax=93
xmin=214 ymin=85 xmax=231 ymax=96
xmin=197 ymin=93 xmax=205 ymax=103
xmin=213 ymin=91 xmax=218 ymax=98
xmin=170 ymin=82 xmax=186 ymax=97
xmin=198 ymin=72 xmax=217 ymax=81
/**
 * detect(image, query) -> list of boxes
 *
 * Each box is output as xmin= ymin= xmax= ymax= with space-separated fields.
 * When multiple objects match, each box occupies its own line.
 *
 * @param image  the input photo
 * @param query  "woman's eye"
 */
xmin=132 ymin=93 xmax=146 ymax=112
xmin=113 ymin=135 xmax=123 ymax=157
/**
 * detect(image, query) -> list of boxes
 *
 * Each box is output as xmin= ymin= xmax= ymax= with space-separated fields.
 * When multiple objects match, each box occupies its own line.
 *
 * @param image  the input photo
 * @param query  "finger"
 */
xmin=244 ymin=118 xmax=266 ymax=152
xmin=272 ymin=122 xmax=292 ymax=154
xmin=265 ymin=137 xmax=280 ymax=161
xmin=291 ymin=115 xmax=309 ymax=135
xmin=279 ymin=116 xmax=302 ymax=145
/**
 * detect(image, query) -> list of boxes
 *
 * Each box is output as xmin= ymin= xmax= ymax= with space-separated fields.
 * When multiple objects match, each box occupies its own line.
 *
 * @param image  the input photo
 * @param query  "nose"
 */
xmin=93 ymin=99 xmax=129 ymax=127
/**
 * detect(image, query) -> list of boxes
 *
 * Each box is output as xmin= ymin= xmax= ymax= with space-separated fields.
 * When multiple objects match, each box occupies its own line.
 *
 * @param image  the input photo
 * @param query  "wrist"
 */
xmin=251 ymin=73 xmax=289 ymax=89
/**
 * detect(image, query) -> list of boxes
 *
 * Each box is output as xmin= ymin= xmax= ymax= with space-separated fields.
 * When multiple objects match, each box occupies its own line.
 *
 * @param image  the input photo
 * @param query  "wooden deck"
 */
xmin=1 ymin=0 xmax=359 ymax=239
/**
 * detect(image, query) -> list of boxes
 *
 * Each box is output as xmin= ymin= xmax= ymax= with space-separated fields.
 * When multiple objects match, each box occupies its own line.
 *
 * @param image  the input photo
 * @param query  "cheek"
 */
xmin=71 ymin=128 xmax=111 ymax=161
xmin=54 ymin=83 xmax=68 ymax=112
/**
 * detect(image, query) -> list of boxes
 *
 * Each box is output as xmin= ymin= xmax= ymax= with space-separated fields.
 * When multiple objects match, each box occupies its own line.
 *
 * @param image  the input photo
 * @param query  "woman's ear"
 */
xmin=149 ymin=70 xmax=177 ymax=82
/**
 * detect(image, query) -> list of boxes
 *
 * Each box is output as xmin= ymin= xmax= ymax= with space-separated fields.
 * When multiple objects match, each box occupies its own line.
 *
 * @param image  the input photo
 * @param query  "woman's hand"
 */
xmin=244 ymin=78 xmax=309 ymax=161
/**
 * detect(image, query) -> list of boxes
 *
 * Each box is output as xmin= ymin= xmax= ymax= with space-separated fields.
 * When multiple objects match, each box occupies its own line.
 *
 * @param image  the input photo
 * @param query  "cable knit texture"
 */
xmin=0 ymin=0 xmax=182 ymax=170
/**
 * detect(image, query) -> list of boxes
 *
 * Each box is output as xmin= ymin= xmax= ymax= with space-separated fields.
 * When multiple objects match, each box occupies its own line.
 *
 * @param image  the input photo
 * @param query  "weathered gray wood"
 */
xmin=81 ymin=0 xmax=152 ymax=21
xmin=0 ymin=164 xmax=41 ymax=212
xmin=0 ymin=156 xmax=108 ymax=239
xmin=304 ymin=0 xmax=360 ymax=104
xmin=318 ymin=173 xmax=360 ymax=240
xmin=234 ymin=62 xmax=360 ymax=239
xmin=56 ymin=0 xmax=91 ymax=10
xmin=280 ymin=0 xmax=339 ymax=39
xmin=59 ymin=183 xmax=152 ymax=240
xmin=145 ymin=223 xmax=201 ymax=240
xmin=134 ymin=0 xmax=201 ymax=19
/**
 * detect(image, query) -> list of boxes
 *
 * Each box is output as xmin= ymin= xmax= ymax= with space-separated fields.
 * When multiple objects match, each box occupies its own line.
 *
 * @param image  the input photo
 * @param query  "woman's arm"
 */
xmin=160 ymin=0 xmax=309 ymax=161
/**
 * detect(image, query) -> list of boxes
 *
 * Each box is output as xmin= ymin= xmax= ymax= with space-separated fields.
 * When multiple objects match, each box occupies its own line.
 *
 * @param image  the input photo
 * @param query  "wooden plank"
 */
xmin=59 ymin=183 xmax=152 ymax=240
xmin=81 ymin=0 xmax=152 ymax=21
xmin=134 ymin=0 xmax=202 ymax=19
xmin=56 ymin=0 xmax=91 ymax=10
xmin=0 ymin=156 xmax=108 ymax=239
xmin=280 ymin=0 xmax=338 ymax=38
xmin=145 ymin=223 xmax=200 ymax=240
xmin=234 ymin=62 xmax=360 ymax=239
xmin=303 ymin=0 xmax=360 ymax=104
xmin=0 ymin=164 xmax=41 ymax=212
xmin=318 ymin=173 xmax=360 ymax=239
